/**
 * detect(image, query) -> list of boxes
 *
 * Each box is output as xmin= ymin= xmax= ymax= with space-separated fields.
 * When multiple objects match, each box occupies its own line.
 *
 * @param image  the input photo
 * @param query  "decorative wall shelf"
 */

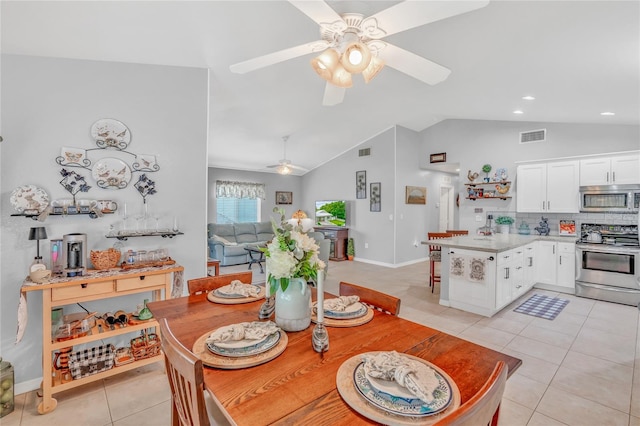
xmin=465 ymin=181 xmax=512 ymax=201
xmin=11 ymin=212 xmax=114 ymax=220
xmin=106 ymin=231 xmax=184 ymax=241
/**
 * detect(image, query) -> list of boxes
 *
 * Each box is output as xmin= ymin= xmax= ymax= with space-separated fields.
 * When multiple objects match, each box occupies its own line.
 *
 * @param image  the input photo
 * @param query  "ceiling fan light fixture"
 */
xmin=311 ymin=48 xmax=340 ymax=81
xmin=362 ymin=55 xmax=385 ymax=83
xmin=329 ymin=63 xmax=353 ymax=88
xmin=277 ymin=164 xmax=292 ymax=175
xmin=341 ymin=41 xmax=372 ymax=73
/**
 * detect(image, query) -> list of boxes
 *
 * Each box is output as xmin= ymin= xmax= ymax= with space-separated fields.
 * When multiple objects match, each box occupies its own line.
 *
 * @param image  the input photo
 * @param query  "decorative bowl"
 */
xmin=29 ymin=269 xmax=52 ymax=283
xmin=90 ymin=249 xmax=121 ymax=270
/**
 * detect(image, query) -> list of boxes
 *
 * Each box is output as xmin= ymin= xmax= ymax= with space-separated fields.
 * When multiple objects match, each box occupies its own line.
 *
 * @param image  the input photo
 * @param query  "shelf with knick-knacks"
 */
xmin=105 ymin=231 xmax=184 ymax=241
xmin=465 ymin=181 xmax=512 ymax=200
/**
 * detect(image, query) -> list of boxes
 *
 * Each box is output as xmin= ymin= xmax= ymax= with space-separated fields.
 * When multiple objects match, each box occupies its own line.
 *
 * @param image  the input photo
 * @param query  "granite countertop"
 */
xmin=424 ymin=234 xmax=579 ymax=253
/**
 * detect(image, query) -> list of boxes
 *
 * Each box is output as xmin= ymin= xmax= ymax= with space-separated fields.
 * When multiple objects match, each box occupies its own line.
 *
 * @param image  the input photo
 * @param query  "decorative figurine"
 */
xmin=534 ymin=216 xmax=550 ymax=236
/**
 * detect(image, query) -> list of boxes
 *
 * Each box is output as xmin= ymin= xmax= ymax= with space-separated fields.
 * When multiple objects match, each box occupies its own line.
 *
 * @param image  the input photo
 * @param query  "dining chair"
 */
xmin=434 ymin=361 xmax=507 ymax=426
xmin=187 ymin=271 xmax=253 ymax=296
xmin=159 ymin=318 xmax=231 ymax=426
xmin=446 ymin=230 xmax=469 ymax=236
xmin=428 ymin=232 xmax=453 ymax=293
xmin=339 ymin=281 xmax=401 ymax=315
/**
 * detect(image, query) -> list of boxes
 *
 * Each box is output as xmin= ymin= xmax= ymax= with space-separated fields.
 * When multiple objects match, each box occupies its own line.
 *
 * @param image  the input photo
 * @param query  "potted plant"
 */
xmin=495 ymin=216 xmax=515 ymax=234
xmin=346 ymin=237 xmax=355 ymax=261
xmin=482 ymin=164 xmax=492 ymax=182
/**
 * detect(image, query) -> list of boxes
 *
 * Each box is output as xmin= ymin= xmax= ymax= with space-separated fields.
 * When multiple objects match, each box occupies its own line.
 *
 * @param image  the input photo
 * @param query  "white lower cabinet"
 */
xmin=534 ymin=240 xmax=576 ymax=294
xmin=522 ymin=243 xmax=536 ymax=289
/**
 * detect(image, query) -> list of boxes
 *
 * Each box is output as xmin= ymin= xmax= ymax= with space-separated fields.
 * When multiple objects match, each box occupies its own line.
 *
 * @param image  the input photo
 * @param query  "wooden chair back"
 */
xmin=434 ymin=361 xmax=507 ymax=426
xmin=159 ymin=317 xmax=210 ymax=426
xmin=446 ymin=230 xmax=469 ymax=236
xmin=427 ymin=232 xmax=453 ymax=252
xmin=188 ymin=271 xmax=253 ymax=296
xmin=339 ymin=281 xmax=401 ymax=315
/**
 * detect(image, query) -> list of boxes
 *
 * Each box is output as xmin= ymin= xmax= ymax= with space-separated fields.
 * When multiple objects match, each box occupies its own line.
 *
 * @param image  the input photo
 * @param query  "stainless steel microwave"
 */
xmin=579 ymin=185 xmax=640 ymax=213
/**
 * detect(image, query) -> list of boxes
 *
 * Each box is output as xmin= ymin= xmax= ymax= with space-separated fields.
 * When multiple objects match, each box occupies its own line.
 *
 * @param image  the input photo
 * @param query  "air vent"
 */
xmin=358 ymin=148 xmax=371 ymax=157
xmin=519 ymin=129 xmax=546 ymax=144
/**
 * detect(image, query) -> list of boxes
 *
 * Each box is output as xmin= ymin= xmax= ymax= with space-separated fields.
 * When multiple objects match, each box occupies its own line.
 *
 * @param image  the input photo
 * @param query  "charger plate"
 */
xmin=336 ymin=353 xmax=460 ymax=425
xmin=207 ymin=285 xmax=265 ymax=304
xmin=193 ymin=329 xmax=287 ymax=369
xmin=311 ymin=306 xmax=374 ymax=327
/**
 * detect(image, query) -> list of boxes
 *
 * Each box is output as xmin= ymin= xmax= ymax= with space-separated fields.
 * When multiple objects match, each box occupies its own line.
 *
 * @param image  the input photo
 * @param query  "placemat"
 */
xmin=193 ymin=329 xmax=287 ymax=369
xmin=513 ymin=293 xmax=569 ymax=320
xmin=336 ymin=353 xmax=461 ymax=425
xmin=207 ymin=286 xmax=265 ymax=305
xmin=311 ymin=306 xmax=374 ymax=328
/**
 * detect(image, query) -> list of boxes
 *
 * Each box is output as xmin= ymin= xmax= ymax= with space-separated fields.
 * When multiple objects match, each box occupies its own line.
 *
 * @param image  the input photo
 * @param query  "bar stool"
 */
xmin=428 ymin=232 xmax=453 ymax=292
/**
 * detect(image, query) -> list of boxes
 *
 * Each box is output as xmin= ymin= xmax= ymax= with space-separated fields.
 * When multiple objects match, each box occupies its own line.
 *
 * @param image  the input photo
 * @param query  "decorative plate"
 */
xmin=92 ymin=157 xmax=132 ymax=189
xmin=59 ymin=147 xmax=88 ymax=166
xmin=214 ymin=284 xmax=262 ymax=299
xmin=10 ymin=185 xmax=50 ymax=213
xmin=194 ymin=330 xmax=288 ymax=369
xmin=206 ymin=331 xmax=280 ymax=358
xmin=316 ymin=301 xmax=368 ymax=319
xmin=353 ymin=360 xmax=452 ymax=417
xmin=90 ymin=118 xmax=131 ymax=149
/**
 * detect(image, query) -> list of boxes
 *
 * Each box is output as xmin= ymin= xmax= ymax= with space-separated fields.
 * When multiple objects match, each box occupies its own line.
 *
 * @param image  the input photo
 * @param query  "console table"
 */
xmin=315 ymin=226 xmax=349 ymax=261
xmin=20 ymin=264 xmax=183 ymax=414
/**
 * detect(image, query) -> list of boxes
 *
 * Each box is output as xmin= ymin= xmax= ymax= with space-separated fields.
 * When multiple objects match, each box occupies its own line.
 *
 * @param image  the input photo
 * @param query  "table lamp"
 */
xmin=28 ymin=226 xmax=48 ymax=264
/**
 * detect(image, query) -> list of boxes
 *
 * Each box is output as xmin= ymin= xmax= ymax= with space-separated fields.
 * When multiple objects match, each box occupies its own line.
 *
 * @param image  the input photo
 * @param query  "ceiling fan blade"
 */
xmin=322 ymin=83 xmax=346 ymax=106
xmin=362 ymin=0 xmax=489 ymax=39
xmin=230 ymin=40 xmax=330 ymax=74
xmin=288 ymin=164 xmax=309 ymax=171
xmin=379 ymin=43 xmax=451 ymax=85
xmin=288 ymin=0 xmax=345 ymax=31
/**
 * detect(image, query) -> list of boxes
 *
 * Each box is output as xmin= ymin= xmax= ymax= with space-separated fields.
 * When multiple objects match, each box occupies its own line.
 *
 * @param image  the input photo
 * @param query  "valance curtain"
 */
xmin=216 ymin=180 xmax=266 ymax=199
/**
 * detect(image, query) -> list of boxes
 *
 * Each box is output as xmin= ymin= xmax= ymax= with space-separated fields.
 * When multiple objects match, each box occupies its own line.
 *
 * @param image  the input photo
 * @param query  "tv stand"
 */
xmin=315 ymin=227 xmax=348 ymax=261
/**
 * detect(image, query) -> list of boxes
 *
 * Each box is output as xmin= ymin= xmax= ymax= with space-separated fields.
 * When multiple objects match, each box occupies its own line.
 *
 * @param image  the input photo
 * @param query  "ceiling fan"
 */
xmin=230 ymin=0 xmax=489 ymax=106
xmin=267 ymin=136 xmax=308 ymax=175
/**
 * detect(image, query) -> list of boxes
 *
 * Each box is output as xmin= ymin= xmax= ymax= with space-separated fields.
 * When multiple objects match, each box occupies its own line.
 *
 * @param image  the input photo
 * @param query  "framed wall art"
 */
xmin=430 ymin=152 xmax=446 ymax=163
xmin=370 ymin=182 xmax=381 ymax=212
xmin=356 ymin=170 xmax=366 ymax=199
xmin=276 ymin=191 xmax=293 ymax=205
xmin=405 ymin=186 xmax=426 ymax=204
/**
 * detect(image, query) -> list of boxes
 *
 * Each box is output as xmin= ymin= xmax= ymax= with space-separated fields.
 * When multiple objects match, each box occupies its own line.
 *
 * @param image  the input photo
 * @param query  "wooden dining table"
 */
xmin=147 ymin=290 xmax=521 ymax=425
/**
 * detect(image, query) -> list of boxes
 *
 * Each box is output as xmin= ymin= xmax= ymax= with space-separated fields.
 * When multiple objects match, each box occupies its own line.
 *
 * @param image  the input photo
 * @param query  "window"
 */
xmin=216 ymin=197 xmax=260 ymax=223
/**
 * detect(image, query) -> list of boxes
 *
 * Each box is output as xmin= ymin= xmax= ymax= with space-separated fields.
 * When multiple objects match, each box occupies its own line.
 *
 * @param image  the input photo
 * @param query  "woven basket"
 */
xmin=130 ymin=332 xmax=161 ymax=360
xmin=90 ymin=249 xmax=121 ymax=270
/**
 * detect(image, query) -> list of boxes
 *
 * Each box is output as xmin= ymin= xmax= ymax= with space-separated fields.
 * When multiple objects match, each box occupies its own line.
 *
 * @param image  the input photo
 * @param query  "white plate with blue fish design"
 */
xmin=352 ymin=360 xmax=453 ymax=417
xmin=206 ymin=331 xmax=281 ymax=358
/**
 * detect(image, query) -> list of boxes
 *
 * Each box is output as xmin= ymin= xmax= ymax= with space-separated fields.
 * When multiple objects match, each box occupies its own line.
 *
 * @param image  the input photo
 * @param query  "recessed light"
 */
xmin=600 ymin=111 xmax=615 ymax=116
xmin=522 ymin=96 xmax=535 ymax=101
xmin=513 ymin=110 xmax=524 ymax=114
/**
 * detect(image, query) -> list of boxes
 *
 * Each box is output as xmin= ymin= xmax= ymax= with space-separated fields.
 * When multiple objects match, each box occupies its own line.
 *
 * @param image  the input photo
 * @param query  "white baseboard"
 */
xmin=352 ymin=257 xmax=429 ymax=268
xmin=15 ymin=377 xmax=42 ymax=396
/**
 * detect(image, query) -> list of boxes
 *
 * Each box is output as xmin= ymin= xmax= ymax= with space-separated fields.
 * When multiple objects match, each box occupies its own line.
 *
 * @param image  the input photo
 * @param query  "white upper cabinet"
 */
xmin=580 ymin=153 xmax=640 ymax=186
xmin=517 ymin=160 xmax=580 ymax=213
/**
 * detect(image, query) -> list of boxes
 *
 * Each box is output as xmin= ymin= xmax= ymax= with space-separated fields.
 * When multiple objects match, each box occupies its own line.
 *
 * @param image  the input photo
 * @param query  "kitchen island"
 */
xmin=425 ymin=234 xmax=577 ymax=317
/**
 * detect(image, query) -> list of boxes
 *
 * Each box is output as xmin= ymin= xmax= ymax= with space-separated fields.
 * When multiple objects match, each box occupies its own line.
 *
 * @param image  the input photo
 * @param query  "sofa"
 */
xmin=207 ymin=222 xmax=330 ymax=270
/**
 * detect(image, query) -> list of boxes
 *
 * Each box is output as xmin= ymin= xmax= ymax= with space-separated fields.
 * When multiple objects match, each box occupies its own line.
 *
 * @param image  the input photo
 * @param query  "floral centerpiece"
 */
xmin=264 ymin=208 xmax=325 ymax=294
xmin=262 ymin=208 xmax=325 ymax=331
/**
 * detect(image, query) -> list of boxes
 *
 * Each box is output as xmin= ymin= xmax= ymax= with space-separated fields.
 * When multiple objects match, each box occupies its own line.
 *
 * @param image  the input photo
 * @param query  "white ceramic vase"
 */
xmin=498 ymin=224 xmax=510 ymax=234
xmin=275 ymin=277 xmax=311 ymax=332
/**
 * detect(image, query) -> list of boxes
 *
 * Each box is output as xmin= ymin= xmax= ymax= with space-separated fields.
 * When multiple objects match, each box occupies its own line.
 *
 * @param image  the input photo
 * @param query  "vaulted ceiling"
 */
xmin=2 ymin=1 xmax=638 ymax=175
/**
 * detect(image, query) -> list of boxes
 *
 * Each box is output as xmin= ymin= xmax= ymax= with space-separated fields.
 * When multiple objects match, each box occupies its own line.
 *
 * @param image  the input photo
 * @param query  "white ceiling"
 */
xmin=2 ymin=1 xmax=638 ymax=175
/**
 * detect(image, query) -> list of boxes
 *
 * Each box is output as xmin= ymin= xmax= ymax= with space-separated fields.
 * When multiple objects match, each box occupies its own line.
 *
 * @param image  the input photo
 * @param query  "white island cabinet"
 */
xmin=435 ymin=235 xmax=576 ymax=317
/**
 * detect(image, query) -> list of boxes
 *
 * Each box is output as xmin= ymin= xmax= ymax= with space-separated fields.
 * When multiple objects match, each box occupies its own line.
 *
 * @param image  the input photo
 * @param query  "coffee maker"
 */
xmin=62 ymin=233 xmax=87 ymax=277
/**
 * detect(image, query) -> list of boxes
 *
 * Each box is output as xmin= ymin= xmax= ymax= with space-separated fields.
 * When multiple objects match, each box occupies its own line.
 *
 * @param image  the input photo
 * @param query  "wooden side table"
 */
xmin=207 ymin=259 xmax=220 ymax=276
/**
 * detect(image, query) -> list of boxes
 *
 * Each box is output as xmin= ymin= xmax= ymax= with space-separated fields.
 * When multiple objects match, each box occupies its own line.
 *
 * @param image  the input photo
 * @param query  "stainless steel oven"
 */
xmin=575 ymin=223 xmax=640 ymax=306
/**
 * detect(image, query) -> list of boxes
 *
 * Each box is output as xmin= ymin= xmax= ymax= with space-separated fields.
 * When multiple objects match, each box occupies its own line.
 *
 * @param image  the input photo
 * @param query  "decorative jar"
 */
xmin=275 ymin=278 xmax=311 ymax=332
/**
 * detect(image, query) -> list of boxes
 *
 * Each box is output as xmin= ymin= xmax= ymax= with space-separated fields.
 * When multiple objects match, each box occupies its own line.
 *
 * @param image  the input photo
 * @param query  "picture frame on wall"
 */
xmin=356 ymin=170 xmax=366 ymax=199
xmin=430 ymin=152 xmax=446 ymax=163
xmin=276 ymin=191 xmax=293 ymax=205
xmin=405 ymin=186 xmax=427 ymax=204
xmin=370 ymin=182 xmax=381 ymax=212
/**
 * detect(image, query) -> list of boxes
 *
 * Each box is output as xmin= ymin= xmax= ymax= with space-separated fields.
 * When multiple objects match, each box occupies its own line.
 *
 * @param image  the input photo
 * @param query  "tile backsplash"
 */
xmin=489 ymin=211 xmax=638 ymax=235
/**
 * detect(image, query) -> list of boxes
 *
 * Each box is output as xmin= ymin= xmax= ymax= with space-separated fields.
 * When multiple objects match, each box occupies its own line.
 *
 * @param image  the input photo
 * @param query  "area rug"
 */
xmin=513 ymin=294 xmax=569 ymax=320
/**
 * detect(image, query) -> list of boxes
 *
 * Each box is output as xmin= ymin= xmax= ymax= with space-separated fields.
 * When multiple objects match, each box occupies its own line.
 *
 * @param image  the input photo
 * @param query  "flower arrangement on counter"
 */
xmin=263 ymin=208 xmax=325 ymax=294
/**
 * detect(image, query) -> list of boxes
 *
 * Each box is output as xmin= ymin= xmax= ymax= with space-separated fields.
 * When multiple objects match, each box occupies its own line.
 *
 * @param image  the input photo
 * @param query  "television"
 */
xmin=315 ymin=200 xmax=347 ymax=227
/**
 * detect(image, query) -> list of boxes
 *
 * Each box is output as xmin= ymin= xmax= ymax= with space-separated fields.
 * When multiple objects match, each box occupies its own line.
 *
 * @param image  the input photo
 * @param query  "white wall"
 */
xmin=1 ymin=54 xmax=209 ymax=391
xmin=207 ymin=168 xmax=302 ymax=223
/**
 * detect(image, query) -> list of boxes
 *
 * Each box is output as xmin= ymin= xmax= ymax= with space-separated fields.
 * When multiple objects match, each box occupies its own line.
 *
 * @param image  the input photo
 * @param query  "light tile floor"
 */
xmin=3 ymin=260 xmax=639 ymax=425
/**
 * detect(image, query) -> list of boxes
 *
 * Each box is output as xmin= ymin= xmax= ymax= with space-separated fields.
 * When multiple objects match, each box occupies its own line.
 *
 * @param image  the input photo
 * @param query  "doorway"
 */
xmin=439 ymin=185 xmax=455 ymax=232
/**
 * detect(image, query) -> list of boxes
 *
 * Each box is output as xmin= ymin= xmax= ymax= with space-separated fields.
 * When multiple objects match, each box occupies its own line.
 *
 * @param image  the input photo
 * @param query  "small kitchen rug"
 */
xmin=513 ymin=294 xmax=569 ymax=320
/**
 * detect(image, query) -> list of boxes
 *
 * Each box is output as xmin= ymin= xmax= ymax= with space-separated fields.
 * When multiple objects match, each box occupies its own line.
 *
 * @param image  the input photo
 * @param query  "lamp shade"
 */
xmin=362 ymin=56 xmax=385 ymax=83
xmin=310 ymin=49 xmax=341 ymax=82
xmin=329 ymin=64 xmax=353 ymax=88
xmin=28 ymin=227 xmax=48 ymax=241
xmin=341 ymin=41 xmax=372 ymax=74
